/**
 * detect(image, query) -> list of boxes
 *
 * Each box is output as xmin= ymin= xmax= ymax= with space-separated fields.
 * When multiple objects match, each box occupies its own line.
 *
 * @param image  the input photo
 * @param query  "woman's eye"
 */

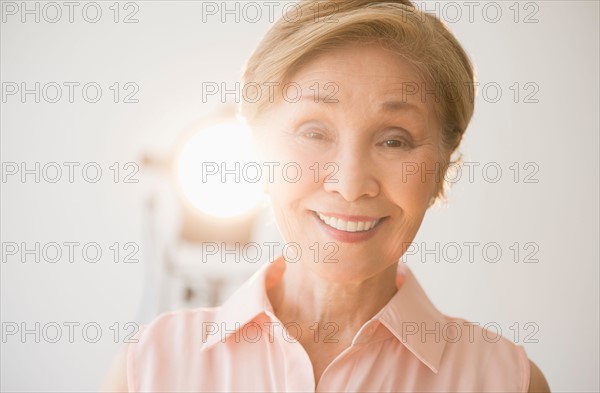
xmin=302 ymin=130 xmax=327 ymax=140
xmin=382 ymin=139 xmax=409 ymax=148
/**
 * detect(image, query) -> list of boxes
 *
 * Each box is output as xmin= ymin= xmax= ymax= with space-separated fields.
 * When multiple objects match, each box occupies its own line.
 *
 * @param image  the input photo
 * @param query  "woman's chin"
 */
xmin=295 ymin=252 xmax=393 ymax=283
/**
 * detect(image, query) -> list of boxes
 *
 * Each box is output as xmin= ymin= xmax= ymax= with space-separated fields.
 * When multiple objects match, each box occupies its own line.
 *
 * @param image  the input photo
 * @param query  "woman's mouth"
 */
xmin=315 ymin=212 xmax=382 ymax=232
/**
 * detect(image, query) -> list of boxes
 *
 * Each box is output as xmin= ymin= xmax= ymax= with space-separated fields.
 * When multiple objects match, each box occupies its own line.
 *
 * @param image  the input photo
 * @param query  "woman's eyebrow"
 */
xmin=380 ymin=100 xmax=427 ymax=124
xmin=298 ymin=90 xmax=339 ymax=104
xmin=381 ymin=100 xmax=421 ymax=113
xmin=295 ymin=95 xmax=424 ymax=106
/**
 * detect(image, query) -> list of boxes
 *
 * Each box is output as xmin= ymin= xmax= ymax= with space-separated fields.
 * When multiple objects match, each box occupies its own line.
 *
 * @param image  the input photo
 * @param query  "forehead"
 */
xmin=281 ymin=45 xmax=435 ymax=121
xmin=292 ymin=44 xmax=422 ymax=82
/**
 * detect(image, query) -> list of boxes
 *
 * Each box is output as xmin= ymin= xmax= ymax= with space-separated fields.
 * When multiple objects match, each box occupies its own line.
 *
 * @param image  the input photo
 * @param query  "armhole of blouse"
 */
xmin=517 ymin=345 xmax=531 ymax=393
xmin=126 ymin=324 xmax=147 ymax=393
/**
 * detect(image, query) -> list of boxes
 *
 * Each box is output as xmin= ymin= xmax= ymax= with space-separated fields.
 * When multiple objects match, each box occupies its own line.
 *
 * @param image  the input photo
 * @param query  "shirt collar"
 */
xmin=375 ymin=263 xmax=448 ymax=373
xmin=200 ymin=257 xmax=280 ymax=351
xmin=200 ymin=257 xmax=446 ymax=373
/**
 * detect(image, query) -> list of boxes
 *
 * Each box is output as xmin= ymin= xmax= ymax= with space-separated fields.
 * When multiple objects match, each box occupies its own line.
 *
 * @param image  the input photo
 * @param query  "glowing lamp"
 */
xmin=175 ymin=122 xmax=263 ymax=219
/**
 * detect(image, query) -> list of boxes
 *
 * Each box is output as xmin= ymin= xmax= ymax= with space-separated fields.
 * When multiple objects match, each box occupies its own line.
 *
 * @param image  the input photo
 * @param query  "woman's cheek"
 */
xmin=397 ymin=149 xmax=441 ymax=208
xmin=381 ymin=161 xmax=427 ymax=211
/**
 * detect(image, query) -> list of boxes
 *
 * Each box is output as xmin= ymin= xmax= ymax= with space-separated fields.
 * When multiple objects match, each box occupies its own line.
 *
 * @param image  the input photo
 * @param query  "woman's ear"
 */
xmin=427 ymin=196 xmax=436 ymax=208
xmin=427 ymin=179 xmax=441 ymax=208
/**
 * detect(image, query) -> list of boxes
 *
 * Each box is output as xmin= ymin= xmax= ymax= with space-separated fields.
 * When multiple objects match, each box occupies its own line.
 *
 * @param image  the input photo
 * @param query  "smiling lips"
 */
xmin=316 ymin=212 xmax=382 ymax=233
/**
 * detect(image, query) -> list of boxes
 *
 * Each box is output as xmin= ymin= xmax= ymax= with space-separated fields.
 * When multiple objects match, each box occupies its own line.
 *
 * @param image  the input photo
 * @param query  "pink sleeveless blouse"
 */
xmin=127 ymin=257 xmax=530 ymax=392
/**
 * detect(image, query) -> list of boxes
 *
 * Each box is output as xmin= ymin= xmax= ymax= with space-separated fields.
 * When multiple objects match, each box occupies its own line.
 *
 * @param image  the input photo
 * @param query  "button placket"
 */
xmin=265 ymin=311 xmax=316 ymax=392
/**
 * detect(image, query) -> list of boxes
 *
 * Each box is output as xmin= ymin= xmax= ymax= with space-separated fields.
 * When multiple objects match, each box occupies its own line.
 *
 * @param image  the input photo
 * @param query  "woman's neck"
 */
xmin=267 ymin=260 xmax=400 ymax=339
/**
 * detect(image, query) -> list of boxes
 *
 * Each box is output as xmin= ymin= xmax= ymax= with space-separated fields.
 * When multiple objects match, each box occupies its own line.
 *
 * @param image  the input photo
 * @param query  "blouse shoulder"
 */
xmin=134 ymin=307 xmax=218 ymax=342
xmin=126 ymin=308 xmax=219 ymax=392
xmin=438 ymin=314 xmax=531 ymax=392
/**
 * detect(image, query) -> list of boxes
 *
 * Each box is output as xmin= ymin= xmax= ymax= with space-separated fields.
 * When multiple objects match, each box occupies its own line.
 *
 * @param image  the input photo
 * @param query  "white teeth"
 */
xmin=329 ymin=217 xmax=338 ymax=228
xmin=336 ymin=218 xmax=348 ymax=231
xmin=317 ymin=212 xmax=380 ymax=233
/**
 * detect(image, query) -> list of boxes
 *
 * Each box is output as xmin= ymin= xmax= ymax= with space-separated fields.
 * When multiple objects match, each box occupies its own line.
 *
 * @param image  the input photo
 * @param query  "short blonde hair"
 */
xmin=241 ymin=0 xmax=476 ymax=201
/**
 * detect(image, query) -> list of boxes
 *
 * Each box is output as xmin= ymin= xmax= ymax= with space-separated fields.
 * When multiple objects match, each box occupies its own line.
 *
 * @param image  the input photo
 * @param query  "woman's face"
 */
xmin=257 ymin=44 xmax=444 ymax=283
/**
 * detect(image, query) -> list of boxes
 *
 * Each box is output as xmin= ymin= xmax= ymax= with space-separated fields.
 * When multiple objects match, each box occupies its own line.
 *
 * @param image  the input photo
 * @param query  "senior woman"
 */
xmin=103 ymin=0 xmax=550 ymax=391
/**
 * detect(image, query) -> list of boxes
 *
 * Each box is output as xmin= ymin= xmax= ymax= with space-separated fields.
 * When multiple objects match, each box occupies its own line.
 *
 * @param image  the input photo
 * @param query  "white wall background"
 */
xmin=1 ymin=1 xmax=598 ymax=392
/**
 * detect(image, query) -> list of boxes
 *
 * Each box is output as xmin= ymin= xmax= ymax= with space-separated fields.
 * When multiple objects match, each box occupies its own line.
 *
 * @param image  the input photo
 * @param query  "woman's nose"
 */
xmin=322 ymin=147 xmax=380 ymax=202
